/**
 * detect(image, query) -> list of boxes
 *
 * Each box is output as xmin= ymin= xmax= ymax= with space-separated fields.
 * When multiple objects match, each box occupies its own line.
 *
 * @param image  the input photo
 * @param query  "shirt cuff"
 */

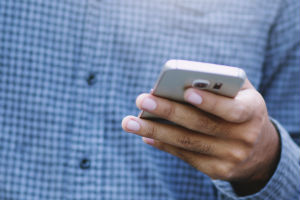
xmin=212 ymin=118 xmax=300 ymax=200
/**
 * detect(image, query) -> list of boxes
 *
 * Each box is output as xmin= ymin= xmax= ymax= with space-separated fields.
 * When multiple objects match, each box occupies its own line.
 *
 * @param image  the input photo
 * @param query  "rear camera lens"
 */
xmin=194 ymin=82 xmax=208 ymax=88
xmin=192 ymin=80 xmax=210 ymax=89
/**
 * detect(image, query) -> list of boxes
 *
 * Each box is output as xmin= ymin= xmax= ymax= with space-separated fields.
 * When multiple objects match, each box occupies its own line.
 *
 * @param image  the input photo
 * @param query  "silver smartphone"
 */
xmin=139 ymin=59 xmax=246 ymax=119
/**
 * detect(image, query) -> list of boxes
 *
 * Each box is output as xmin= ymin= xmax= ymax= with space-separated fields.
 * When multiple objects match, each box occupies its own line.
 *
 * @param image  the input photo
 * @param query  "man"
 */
xmin=0 ymin=0 xmax=299 ymax=199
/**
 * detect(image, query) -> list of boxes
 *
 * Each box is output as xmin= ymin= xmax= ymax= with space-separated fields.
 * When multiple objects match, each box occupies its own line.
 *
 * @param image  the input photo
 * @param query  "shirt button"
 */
xmin=79 ymin=158 xmax=91 ymax=169
xmin=86 ymin=73 xmax=97 ymax=86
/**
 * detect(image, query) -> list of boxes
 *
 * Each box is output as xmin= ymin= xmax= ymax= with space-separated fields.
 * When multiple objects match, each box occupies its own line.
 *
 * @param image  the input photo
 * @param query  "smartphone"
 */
xmin=139 ymin=59 xmax=246 ymax=119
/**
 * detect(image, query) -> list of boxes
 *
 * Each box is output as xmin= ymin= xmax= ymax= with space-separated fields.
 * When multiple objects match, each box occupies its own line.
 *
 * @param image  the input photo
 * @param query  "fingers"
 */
xmin=136 ymin=93 xmax=225 ymax=136
xmin=122 ymin=116 xmax=214 ymax=154
xmin=122 ymin=116 xmax=248 ymax=162
xmin=141 ymin=138 xmax=236 ymax=180
xmin=184 ymin=88 xmax=256 ymax=123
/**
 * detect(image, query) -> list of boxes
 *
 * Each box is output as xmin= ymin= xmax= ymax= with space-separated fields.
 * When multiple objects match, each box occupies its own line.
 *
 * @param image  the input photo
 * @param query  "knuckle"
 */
xmin=194 ymin=115 xmax=220 ymax=135
xmin=176 ymin=135 xmax=194 ymax=148
xmin=227 ymin=148 xmax=248 ymax=163
xmin=145 ymin=124 xmax=157 ymax=138
xmin=254 ymin=109 xmax=267 ymax=125
xmin=229 ymin=105 xmax=247 ymax=122
xmin=161 ymin=103 xmax=175 ymax=119
xmin=176 ymin=133 xmax=213 ymax=154
xmin=215 ymin=163 xmax=235 ymax=180
xmin=243 ymin=128 xmax=260 ymax=146
xmin=256 ymin=111 xmax=265 ymax=122
xmin=196 ymin=141 xmax=212 ymax=154
xmin=244 ymin=135 xmax=256 ymax=146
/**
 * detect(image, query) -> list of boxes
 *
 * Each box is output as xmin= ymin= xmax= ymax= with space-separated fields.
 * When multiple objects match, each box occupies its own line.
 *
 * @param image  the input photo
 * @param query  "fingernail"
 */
xmin=142 ymin=137 xmax=155 ymax=145
xmin=141 ymin=98 xmax=157 ymax=111
xmin=186 ymin=92 xmax=203 ymax=105
xmin=126 ymin=120 xmax=140 ymax=131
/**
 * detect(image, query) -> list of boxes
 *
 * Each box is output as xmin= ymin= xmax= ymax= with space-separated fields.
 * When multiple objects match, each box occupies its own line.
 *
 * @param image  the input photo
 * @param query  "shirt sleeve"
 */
xmin=213 ymin=0 xmax=300 ymax=199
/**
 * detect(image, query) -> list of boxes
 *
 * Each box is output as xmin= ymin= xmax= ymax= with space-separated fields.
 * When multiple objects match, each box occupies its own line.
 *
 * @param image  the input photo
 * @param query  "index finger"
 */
xmin=136 ymin=93 xmax=225 ymax=136
xmin=184 ymin=81 xmax=257 ymax=123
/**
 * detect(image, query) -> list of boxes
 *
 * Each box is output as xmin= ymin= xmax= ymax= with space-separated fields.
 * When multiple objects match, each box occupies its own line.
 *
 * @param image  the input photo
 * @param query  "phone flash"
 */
xmin=213 ymin=82 xmax=223 ymax=89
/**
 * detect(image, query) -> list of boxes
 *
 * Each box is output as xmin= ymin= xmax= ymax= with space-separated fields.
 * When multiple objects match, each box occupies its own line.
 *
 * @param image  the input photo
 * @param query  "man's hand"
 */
xmin=122 ymin=79 xmax=280 ymax=195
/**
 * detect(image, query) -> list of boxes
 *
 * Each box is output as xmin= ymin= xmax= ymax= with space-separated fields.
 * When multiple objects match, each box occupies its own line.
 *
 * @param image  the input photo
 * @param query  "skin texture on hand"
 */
xmin=122 ymin=79 xmax=280 ymax=196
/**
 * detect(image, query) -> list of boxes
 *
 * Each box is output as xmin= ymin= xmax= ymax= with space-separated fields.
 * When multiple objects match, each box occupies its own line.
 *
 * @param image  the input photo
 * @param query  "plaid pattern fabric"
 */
xmin=0 ymin=0 xmax=299 ymax=199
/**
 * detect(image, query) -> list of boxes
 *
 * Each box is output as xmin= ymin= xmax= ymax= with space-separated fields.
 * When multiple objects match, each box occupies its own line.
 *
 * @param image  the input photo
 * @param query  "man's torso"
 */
xmin=0 ymin=1 xmax=279 ymax=199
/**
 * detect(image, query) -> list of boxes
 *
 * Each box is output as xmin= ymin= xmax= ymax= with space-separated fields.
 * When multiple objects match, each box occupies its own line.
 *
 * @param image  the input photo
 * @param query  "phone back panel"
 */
xmin=140 ymin=60 xmax=246 ymax=119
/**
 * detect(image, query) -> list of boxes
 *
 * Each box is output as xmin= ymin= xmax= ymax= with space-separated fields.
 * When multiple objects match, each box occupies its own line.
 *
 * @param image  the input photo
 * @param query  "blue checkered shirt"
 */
xmin=0 ymin=0 xmax=299 ymax=199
